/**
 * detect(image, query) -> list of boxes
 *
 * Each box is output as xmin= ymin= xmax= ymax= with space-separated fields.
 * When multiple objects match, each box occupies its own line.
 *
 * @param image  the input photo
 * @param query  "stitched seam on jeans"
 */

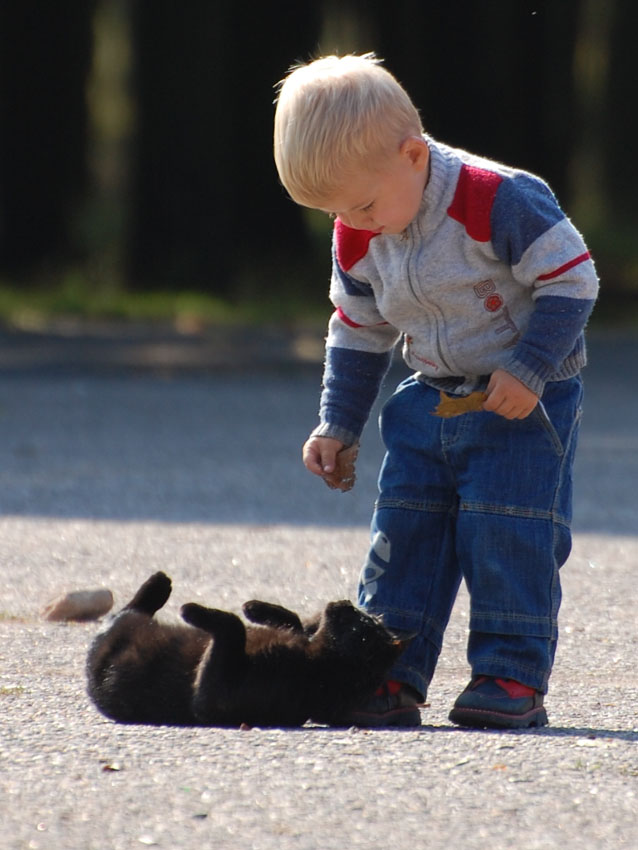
xmin=552 ymin=403 xmax=582 ymax=517
xmin=375 ymin=499 xmax=452 ymax=513
xmin=459 ymin=500 xmax=569 ymax=525
xmin=476 ymin=655 xmax=546 ymax=679
xmin=470 ymin=611 xmax=557 ymax=627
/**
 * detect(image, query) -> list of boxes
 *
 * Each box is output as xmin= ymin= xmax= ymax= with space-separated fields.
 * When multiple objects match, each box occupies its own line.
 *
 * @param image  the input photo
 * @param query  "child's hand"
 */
xmin=484 ymin=369 xmax=539 ymax=419
xmin=303 ymin=436 xmax=359 ymax=491
xmin=302 ymin=436 xmax=345 ymax=477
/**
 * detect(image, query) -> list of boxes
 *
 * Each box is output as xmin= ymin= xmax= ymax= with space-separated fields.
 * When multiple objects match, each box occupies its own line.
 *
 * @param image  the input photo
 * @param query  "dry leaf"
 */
xmin=433 ymin=390 xmax=487 ymax=418
xmin=322 ymin=443 xmax=359 ymax=492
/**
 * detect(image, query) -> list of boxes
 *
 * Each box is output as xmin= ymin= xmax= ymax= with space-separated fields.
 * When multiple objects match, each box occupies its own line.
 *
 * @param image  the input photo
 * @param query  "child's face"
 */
xmin=319 ymin=137 xmax=429 ymax=235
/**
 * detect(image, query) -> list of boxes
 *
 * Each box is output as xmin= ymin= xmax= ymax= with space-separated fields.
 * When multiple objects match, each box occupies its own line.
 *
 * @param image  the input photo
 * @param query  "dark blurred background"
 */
xmin=0 ymin=0 xmax=635 ymax=325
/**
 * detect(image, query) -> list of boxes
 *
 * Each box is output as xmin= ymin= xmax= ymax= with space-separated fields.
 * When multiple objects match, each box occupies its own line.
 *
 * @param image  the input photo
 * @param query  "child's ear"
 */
xmin=400 ymin=136 xmax=429 ymax=171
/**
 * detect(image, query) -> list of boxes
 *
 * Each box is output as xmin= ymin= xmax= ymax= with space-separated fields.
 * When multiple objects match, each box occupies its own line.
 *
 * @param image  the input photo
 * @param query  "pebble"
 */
xmin=42 ymin=588 xmax=114 ymax=622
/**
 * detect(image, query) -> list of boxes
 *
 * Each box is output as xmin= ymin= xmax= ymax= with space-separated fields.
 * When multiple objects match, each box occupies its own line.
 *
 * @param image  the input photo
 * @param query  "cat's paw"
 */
xmin=181 ymin=604 xmax=246 ymax=642
xmin=242 ymin=600 xmax=303 ymax=632
xmin=126 ymin=572 xmax=172 ymax=615
xmin=180 ymin=602 xmax=208 ymax=629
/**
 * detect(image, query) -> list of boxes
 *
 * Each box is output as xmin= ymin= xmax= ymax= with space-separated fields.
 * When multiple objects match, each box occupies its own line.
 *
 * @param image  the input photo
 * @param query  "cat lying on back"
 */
xmin=86 ymin=572 xmax=408 ymax=728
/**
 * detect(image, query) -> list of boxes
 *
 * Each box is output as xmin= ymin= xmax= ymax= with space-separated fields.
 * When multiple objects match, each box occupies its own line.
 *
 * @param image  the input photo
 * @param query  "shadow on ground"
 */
xmin=0 ymin=324 xmax=635 ymax=534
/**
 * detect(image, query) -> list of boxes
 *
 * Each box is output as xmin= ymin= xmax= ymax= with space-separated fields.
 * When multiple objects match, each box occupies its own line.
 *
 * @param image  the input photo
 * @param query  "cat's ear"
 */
xmin=124 ymin=572 xmax=172 ymax=615
xmin=242 ymin=600 xmax=304 ymax=633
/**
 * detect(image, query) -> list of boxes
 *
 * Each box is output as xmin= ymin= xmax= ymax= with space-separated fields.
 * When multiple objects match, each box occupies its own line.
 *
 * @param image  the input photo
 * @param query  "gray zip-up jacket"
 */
xmin=314 ymin=137 xmax=599 ymax=446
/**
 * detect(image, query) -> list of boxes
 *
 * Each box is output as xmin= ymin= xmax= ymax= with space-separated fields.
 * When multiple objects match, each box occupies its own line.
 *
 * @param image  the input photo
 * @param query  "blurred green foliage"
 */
xmin=0 ymin=0 xmax=636 ymax=325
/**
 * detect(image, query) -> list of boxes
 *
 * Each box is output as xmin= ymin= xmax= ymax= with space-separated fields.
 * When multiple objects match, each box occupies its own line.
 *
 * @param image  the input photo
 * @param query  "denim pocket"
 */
xmin=532 ymin=402 xmax=565 ymax=456
xmin=530 ymin=376 xmax=584 ymax=458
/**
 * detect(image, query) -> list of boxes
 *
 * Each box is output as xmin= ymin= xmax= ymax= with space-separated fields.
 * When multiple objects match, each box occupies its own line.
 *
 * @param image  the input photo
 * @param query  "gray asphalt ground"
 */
xmin=0 ymin=322 xmax=636 ymax=850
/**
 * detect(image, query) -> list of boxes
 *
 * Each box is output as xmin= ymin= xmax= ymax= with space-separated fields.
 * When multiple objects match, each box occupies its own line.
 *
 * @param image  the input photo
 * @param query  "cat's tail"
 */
xmin=124 ymin=572 xmax=172 ymax=616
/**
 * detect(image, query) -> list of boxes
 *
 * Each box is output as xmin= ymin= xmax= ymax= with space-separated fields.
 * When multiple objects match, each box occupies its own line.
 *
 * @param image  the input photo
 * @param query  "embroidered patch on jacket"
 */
xmin=472 ymin=279 xmax=520 ymax=348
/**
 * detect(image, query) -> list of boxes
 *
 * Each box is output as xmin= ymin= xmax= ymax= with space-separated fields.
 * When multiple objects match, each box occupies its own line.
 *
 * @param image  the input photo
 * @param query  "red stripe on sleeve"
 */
xmin=336 ymin=306 xmax=364 ymax=328
xmin=537 ymin=251 xmax=591 ymax=281
xmin=335 ymin=307 xmax=389 ymax=329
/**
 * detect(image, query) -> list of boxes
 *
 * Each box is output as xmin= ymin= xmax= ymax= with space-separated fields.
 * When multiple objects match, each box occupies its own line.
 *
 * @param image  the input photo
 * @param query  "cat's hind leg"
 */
xmin=242 ymin=600 xmax=304 ymax=633
xmin=124 ymin=572 xmax=172 ymax=616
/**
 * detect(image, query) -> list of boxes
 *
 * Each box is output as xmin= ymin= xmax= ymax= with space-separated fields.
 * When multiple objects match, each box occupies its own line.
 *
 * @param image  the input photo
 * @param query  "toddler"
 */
xmin=273 ymin=54 xmax=598 ymax=728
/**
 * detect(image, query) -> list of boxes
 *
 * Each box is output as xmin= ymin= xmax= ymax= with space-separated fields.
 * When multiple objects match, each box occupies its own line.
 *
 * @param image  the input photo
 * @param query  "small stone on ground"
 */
xmin=42 ymin=588 xmax=114 ymax=621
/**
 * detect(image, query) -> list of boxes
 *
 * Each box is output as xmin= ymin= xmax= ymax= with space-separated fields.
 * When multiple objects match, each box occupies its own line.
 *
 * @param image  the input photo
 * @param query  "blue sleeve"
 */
xmin=313 ymin=346 xmax=393 ymax=445
xmin=506 ymin=295 xmax=596 ymax=393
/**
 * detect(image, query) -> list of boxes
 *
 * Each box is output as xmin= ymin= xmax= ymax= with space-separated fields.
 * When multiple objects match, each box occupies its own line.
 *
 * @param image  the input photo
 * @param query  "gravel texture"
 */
xmin=0 ymin=326 xmax=636 ymax=850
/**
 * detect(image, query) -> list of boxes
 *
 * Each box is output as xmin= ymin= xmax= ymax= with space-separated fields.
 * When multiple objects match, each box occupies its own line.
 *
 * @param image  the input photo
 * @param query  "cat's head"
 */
xmin=314 ymin=600 xmax=409 ymax=667
xmin=307 ymin=601 xmax=412 ymax=724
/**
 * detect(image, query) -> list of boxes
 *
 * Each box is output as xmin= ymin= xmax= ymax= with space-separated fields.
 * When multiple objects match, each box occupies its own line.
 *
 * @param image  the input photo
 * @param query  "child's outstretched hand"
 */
xmin=302 ymin=436 xmax=359 ymax=491
xmin=484 ymin=369 xmax=539 ymax=419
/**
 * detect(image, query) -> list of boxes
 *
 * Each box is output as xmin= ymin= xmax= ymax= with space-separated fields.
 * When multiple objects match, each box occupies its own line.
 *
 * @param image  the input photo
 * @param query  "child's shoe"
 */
xmin=449 ymin=676 xmax=548 ymax=729
xmin=333 ymin=680 xmax=423 ymax=727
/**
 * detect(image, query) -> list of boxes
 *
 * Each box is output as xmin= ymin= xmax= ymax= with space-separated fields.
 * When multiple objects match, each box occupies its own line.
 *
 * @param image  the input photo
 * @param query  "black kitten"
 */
xmin=86 ymin=572 xmax=407 ymax=727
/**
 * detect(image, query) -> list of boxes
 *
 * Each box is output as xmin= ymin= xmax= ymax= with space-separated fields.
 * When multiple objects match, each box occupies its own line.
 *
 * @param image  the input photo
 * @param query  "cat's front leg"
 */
xmin=180 ymin=604 xmax=246 ymax=648
xmin=181 ymin=604 xmax=249 ymax=725
xmin=242 ymin=600 xmax=304 ymax=633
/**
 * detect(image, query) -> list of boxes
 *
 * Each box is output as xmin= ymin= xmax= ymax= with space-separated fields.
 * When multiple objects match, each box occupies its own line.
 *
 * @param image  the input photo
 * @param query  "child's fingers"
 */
xmin=318 ymin=445 xmax=339 ymax=474
xmin=485 ymin=369 xmax=538 ymax=419
xmin=302 ymin=437 xmax=341 ymax=476
xmin=302 ymin=442 xmax=324 ymax=475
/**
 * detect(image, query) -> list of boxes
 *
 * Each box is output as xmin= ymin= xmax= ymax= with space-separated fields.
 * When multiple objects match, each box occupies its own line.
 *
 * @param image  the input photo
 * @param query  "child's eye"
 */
xmin=362 ymin=202 xmax=375 ymax=213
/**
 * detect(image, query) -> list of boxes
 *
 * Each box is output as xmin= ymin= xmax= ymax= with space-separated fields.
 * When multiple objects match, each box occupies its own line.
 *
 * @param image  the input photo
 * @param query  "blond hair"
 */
xmin=273 ymin=53 xmax=423 ymax=207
